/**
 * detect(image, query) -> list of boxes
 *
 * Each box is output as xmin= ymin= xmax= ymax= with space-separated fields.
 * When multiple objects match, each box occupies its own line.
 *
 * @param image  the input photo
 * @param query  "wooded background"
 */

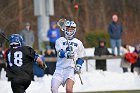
xmin=0 ymin=0 xmax=140 ymax=49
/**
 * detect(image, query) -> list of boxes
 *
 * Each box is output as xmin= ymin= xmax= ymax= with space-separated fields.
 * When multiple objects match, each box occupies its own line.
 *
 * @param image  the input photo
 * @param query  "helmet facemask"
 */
xmin=64 ymin=20 xmax=76 ymax=38
xmin=65 ymin=26 xmax=76 ymax=38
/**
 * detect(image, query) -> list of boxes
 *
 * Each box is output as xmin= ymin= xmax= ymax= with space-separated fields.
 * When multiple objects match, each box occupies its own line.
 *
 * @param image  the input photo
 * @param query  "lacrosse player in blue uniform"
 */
xmin=51 ymin=20 xmax=85 ymax=93
xmin=4 ymin=34 xmax=46 ymax=93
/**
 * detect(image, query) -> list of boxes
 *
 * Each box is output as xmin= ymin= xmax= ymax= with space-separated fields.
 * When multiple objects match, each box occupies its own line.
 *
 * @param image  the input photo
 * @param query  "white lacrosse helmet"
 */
xmin=65 ymin=20 xmax=76 ymax=37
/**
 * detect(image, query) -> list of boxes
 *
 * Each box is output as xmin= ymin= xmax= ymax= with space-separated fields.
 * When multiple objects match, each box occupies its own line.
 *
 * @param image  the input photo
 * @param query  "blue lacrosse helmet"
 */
xmin=65 ymin=20 xmax=76 ymax=37
xmin=9 ymin=34 xmax=23 ymax=46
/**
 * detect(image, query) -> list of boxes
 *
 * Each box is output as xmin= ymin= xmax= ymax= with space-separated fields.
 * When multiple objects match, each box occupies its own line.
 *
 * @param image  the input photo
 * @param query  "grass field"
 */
xmin=73 ymin=90 xmax=140 ymax=93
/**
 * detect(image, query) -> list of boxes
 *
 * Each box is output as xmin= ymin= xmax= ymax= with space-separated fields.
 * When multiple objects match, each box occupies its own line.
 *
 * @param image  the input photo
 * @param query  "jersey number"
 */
xmin=8 ymin=51 xmax=23 ymax=67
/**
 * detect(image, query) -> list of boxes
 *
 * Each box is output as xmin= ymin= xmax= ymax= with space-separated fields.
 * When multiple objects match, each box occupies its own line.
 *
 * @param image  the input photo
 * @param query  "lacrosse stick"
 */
xmin=57 ymin=18 xmax=83 ymax=85
xmin=0 ymin=30 xmax=9 ymax=41
xmin=57 ymin=18 xmax=66 ymax=31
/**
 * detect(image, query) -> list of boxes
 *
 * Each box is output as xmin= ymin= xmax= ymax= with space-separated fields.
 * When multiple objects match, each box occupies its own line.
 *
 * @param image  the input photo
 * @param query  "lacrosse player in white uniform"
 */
xmin=51 ymin=20 xmax=85 ymax=93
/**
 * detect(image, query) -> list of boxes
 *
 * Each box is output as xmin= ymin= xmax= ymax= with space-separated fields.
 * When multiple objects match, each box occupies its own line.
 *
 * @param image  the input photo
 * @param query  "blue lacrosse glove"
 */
xmin=58 ymin=50 xmax=74 ymax=59
xmin=75 ymin=58 xmax=84 ymax=74
xmin=58 ymin=49 xmax=65 ymax=58
xmin=58 ymin=46 xmax=75 ymax=59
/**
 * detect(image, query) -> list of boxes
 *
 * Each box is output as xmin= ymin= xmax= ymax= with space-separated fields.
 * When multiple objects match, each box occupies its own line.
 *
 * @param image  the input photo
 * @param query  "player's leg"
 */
xmin=11 ymin=79 xmax=25 ymax=93
xmin=64 ymin=67 xmax=75 ymax=93
xmin=11 ymin=79 xmax=31 ymax=93
xmin=51 ymin=68 xmax=64 ymax=93
xmin=65 ymin=78 xmax=74 ymax=93
xmin=51 ymin=78 xmax=62 ymax=93
xmin=23 ymin=79 xmax=31 ymax=91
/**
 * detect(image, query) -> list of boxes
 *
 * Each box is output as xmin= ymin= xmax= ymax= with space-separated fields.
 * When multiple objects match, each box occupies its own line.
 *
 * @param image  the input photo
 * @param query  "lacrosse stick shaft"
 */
xmin=78 ymin=72 xmax=83 ymax=85
xmin=0 ymin=32 xmax=9 ymax=41
xmin=66 ymin=36 xmax=83 ymax=85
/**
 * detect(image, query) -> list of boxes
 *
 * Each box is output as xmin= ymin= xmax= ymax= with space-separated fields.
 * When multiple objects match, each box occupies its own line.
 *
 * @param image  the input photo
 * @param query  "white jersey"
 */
xmin=55 ymin=37 xmax=85 ymax=69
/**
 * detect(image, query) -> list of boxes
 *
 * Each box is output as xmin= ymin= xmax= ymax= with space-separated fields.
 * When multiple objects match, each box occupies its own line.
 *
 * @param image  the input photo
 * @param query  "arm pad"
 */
xmin=76 ymin=58 xmax=84 ymax=66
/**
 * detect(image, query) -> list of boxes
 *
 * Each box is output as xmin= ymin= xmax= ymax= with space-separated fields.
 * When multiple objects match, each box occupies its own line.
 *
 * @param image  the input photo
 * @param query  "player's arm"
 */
xmin=36 ymin=57 xmax=47 ymax=70
xmin=34 ymin=53 xmax=47 ymax=70
xmin=28 ymin=47 xmax=47 ymax=70
xmin=75 ymin=41 xmax=85 ymax=73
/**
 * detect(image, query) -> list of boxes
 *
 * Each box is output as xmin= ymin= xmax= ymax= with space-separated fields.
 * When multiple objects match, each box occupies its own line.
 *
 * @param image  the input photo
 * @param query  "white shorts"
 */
xmin=52 ymin=67 xmax=75 ymax=86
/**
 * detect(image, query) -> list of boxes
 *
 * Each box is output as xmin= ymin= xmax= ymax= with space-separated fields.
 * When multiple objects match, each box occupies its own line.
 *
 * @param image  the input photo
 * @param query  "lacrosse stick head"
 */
xmin=57 ymin=18 xmax=67 ymax=31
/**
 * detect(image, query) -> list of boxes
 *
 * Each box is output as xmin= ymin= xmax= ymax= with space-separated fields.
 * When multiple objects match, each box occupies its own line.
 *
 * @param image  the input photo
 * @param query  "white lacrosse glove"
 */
xmin=75 ymin=64 xmax=82 ymax=74
xmin=65 ymin=46 xmax=75 ymax=59
xmin=75 ymin=58 xmax=84 ymax=74
xmin=65 ymin=51 xmax=75 ymax=59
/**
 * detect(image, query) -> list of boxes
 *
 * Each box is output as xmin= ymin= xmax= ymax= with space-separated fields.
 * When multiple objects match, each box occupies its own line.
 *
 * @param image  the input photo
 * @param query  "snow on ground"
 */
xmin=0 ymin=47 xmax=140 ymax=93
